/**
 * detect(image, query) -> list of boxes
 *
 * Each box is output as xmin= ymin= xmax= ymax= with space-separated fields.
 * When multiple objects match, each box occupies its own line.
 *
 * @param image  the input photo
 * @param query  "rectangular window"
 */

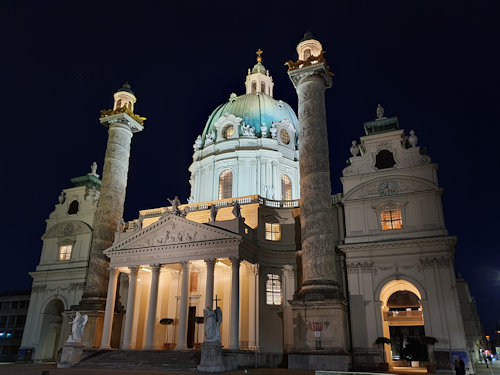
xmin=381 ymin=210 xmax=403 ymax=230
xmin=189 ymin=271 xmax=199 ymax=293
xmin=265 ymin=223 xmax=281 ymax=241
xmin=15 ymin=316 xmax=26 ymax=328
xmin=266 ymin=274 xmax=282 ymax=305
xmin=0 ymin=316 xmax=6 ymax=326
xmin=58 ymin=245 xmax=72 ymax=261
xmin=11 ymin=301 xmax=18 ymax=309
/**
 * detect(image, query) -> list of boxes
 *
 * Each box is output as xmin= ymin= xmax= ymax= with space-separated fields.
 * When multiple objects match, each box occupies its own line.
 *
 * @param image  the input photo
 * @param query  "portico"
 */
xmin=99 ymin=213 xmax=256 ymax=351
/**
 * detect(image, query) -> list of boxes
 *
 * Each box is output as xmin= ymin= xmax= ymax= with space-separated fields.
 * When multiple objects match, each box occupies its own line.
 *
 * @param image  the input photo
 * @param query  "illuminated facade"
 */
xmin=20 ymin=34 xmax=472 ymax=372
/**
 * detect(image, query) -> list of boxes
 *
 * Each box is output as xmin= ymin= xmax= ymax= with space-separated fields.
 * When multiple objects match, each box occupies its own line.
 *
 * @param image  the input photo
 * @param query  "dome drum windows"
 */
xmin=281 ymin=174 xmax=292 ymax=200
xmin=218 ymin=169 xmax=233 ymax=200
xmin=222 ymin=124 xmax=234 ymax=139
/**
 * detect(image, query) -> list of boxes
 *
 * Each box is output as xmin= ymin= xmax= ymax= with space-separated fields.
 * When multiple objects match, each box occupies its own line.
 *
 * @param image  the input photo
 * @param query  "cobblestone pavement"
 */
xmin=0 ymin=361 xmax=497 ymax=375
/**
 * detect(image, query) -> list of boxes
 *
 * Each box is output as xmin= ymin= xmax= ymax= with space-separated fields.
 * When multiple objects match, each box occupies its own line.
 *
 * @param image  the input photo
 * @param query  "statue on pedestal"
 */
xmin=67 ymin=312 xmax=88 ymax=343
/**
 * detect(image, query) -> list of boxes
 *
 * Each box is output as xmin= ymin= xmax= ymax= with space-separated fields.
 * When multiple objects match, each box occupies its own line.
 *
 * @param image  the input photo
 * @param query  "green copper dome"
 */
xmin=201 ymin=93 xmax=298 ymax=143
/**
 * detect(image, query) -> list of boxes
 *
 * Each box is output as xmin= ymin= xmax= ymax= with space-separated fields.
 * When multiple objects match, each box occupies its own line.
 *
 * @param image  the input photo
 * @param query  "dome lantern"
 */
xmin=113 ymin=82 xmax=137 ymax=112
xmin=245 ymin=49 xmax=274 ymax=97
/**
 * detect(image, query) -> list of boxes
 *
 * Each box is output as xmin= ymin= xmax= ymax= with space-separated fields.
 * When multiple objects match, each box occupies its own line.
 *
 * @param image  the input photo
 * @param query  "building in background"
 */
xmin=0 ymin=290 xmax=30 ymax=362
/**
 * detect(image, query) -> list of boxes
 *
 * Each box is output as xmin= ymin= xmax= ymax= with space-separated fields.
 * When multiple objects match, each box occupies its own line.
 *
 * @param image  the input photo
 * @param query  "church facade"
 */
xmin=20 ymin=35 xmax=470 ymax=372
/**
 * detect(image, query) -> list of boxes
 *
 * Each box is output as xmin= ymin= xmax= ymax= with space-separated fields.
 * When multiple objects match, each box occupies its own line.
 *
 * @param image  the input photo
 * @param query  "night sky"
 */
xmin=1 ymin=2 xmax=498 ymax=334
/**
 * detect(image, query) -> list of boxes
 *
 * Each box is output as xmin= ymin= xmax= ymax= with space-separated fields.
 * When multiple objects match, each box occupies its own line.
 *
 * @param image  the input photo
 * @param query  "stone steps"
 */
xmin=75 ymin=349 xmax=201 ymax=371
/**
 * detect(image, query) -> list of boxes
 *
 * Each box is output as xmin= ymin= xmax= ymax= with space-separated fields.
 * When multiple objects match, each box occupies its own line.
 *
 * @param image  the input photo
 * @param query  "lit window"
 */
xmin=58 ymin=245 xmax=73 ymax=261
xmin=265 ymin=223 xmax=281 ymax=241
xmin=190 ymin=271 xmax=199 ymax=292
xmin=261 ymin=82 xmax=266 ymax=94
xmin=251 ymin=81 xmax=257 ymax=93
xmin=381 ymin=210 xmax=403 ymax=230
xmin=222 ymin=124 xmax=234 ymax=139
xmin=281 ymin=175 xmax=292 ymax=200
xmin=280 ymin=129 xmax=290 ymax=145
xmin=304 ymin=48 xmax=311 ymax=60
xmin=218 ymin=170 xmax=233 ymax=200
xmin=266 ymin=274 xmax=282 ymax=305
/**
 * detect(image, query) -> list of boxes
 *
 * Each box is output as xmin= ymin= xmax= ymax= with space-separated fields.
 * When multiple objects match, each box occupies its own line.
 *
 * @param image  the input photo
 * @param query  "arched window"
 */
xmin=304 ymin=48 xmax=312 ymax=60
xmin=218 ymin=170 xmax=233 ymax=200
xmin=67 ymin=200 xmax=79 ymax=215
xmin=281 ymin=175 xmax=292 ymax=200
xmin=261 ymin=82 xmax=266 ymax=94
xmin=116 ymin=99 xmax=122 ymax=109
xmin=251 ymin=81 xmax=257 ymax=94
xmin=375 ymin=149 xmax=396 ymax=169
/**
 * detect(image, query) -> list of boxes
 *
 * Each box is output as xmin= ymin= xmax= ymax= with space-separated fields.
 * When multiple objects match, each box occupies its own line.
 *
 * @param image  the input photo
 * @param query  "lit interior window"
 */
xmin=222 ymin=124 xmax=234 ymax=139
xmin=266 ymin=274 xmax=282 ymax=305
xmin=58 ymin=245 xmax=73 ymax=261
xmin=381 ymin=210 xmax=403 ymax=230
xmin=218 ymin=170 xmax=233 ymax=200
xmin=281 ymin=175 xmax=292 ymax=200
xmin=265 ymin=223 xmax=281 ymax=241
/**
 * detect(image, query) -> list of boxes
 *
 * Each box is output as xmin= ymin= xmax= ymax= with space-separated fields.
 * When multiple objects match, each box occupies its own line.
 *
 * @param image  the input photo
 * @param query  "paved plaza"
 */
xmin=0 ymin=362 xmax=498 ymax=375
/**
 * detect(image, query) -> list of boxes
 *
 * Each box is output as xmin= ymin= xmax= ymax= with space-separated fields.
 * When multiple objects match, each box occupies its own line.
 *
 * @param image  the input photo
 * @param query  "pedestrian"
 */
xmin=484 ymin=354 xmax=489 ymax=368
xmin=487 ymin=355 xmax=492 ymax=366
xmin=455 ymin=358 xmax=465 ymax=375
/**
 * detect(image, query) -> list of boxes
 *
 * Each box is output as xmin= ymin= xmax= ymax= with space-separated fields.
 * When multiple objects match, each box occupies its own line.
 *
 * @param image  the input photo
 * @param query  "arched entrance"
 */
xmin=380 ymin=280 xmax=427 ymax=368
xmin=38 ymin=299 xmax=64 ymax=361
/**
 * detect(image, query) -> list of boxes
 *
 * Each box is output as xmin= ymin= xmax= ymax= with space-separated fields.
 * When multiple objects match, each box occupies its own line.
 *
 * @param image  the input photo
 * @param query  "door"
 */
xmin=187 ymin=306 xmax=196 ymax=348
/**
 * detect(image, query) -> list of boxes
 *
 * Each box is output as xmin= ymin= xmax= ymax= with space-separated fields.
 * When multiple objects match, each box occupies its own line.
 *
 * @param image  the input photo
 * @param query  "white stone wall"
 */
xmin=189 ymin=139 xmax=299 ymax=203
xmin=20 ymin=184 xmax=98 ymax=361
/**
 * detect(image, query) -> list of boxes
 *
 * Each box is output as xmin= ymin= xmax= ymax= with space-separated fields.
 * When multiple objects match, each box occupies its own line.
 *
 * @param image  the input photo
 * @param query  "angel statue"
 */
xmin=67 ymin=312 xmax=88 ymax=343
xmin=203 ymin=306 xmax=223 ymax=342
xmin=167 ymin=196 xmax=182 ymax=215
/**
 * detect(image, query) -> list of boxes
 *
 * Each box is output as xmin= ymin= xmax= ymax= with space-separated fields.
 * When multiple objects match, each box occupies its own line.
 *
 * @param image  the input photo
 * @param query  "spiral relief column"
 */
xmin=78 ymin=83 xmax=145 ymax=347
xmin=287 ymin=33 xmax=350 ymax=370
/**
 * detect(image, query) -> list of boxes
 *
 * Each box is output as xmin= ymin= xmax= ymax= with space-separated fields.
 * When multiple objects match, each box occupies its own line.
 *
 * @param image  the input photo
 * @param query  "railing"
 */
xmin=383 ymin=310 xmax=423 ymax=323
xmin=258 ymin=196 xmax=300 ymax=208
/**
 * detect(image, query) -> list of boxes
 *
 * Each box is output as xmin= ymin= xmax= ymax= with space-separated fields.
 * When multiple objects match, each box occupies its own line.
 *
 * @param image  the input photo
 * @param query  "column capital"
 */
xmin=229 ymin=257 xmax=241 ymax=266
xmin=108 ymin=267 xmax=120 ymax=278
xmin=150 ymin=264 xmax=162 ymax=273
xmin=129 ymin=265 xmax=140 ymax=275
xmin=180 ymin=261 xmax=190 ymax=270
xmin=288 ymin=62 xmax=332 ymax=89
xmin=204 ymin=258 xmax=217 ymax=267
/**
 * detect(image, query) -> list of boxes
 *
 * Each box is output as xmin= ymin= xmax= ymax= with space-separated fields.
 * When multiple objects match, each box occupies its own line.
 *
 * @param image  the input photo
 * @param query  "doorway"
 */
xmin=187 ymin=306 xmax=196 ymax=348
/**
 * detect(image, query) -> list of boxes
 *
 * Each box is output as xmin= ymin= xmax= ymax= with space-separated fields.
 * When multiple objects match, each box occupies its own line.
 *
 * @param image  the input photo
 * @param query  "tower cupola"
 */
xmin=113 ymin=82 xmax=137 ymax=112
xmin=296 ymin=31 xmax=323 ymax=61
xmin=245 ymin=49 xmax=274 ymax=97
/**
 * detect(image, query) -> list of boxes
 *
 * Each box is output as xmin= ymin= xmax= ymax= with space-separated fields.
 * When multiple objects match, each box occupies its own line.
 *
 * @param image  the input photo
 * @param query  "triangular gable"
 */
xmin=105 ymin=213 xmax=241 ymax=255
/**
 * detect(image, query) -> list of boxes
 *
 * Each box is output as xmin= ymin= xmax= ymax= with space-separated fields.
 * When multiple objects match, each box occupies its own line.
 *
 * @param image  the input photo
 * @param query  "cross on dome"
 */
xmin=256 ymin=49 xmax=263 ymax=63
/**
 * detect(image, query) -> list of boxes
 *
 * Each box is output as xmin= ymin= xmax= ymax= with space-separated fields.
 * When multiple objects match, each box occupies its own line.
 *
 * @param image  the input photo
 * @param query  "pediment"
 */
xmin=344 ymin=176 xmax=438 ymax=201
xmin=42 ymin=220 xmax=92 ymax=239
xmin=105 ymin=214 xmax=241 ymax=254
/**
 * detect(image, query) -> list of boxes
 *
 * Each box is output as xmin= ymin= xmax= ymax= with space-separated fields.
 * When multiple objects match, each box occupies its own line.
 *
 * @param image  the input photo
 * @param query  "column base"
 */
xmin=288 ymin=352 xmax=351 ymax=371
xmin=198 ymin=342 xmax=225 ymax=372
xmin=57 ymin=342 xmax=85 ymax=368
xmin=290 ymin=298 xmax=351 ymax=371
xmin=296 ymin=284 xmax=343 ymax=302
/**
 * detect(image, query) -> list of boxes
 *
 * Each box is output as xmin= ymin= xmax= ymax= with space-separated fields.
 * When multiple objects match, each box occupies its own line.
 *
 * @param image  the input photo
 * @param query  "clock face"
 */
xmin=379 ymin=181 xmax=397 ymax=196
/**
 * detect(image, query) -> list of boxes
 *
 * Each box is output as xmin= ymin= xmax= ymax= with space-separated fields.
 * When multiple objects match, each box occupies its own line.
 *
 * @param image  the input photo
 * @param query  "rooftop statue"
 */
xmin=168 ymin=196 xmax=182 ymax=215
xmin=376 ymin=104 xmax=385 ymax=120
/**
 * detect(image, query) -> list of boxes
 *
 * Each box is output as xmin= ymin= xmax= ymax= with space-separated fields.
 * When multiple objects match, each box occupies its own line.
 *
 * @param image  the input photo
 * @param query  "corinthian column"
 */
xmin=145 ymin=264 xmax=162 ymax=349
xmin=288 ymin=38 xmax=341 ymax=301
xmin=81 ymin=84 xmax=145 ymax=310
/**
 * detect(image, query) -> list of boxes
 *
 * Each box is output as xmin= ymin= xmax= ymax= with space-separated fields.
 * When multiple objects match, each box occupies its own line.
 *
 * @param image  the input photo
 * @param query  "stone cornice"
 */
xmin=287 ymin=62 xmax=332 ymax=89
xmin=339 ymin=236 xmax=457 ymax=251
xmin=30 ymin=267 xmax=87 ymax=279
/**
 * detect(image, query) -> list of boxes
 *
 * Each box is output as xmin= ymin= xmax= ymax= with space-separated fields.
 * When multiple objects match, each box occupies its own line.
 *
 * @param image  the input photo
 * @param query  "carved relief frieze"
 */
xmin=43 ymin=220 xmax=92 ymax=239
xmin=32 ymin=284 xmax=47 ymax=293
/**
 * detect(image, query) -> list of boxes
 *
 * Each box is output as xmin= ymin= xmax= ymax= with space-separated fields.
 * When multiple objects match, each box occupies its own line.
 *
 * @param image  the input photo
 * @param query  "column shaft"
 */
xmin=229 ymin=257 xmax=240 ymax=350
xmin=122 ymin=266 xmax=139 ymax=349
xmin=145 ymin=264 xmax=161 ymax=349
xmin=100 ymin=268 xmax=120 ymax=349
xmin=293 ymin=70 xmax=340 ymax=300
xmin=176 ymin=261 xmax=190 ymax=350
xmin=205 ymin=259 xmax=216 ymax=310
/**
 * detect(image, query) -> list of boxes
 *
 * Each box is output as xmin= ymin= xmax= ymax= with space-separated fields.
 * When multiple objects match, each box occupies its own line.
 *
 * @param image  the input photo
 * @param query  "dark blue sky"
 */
xmin=0 ymin=1 xmax=498 ymax=333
